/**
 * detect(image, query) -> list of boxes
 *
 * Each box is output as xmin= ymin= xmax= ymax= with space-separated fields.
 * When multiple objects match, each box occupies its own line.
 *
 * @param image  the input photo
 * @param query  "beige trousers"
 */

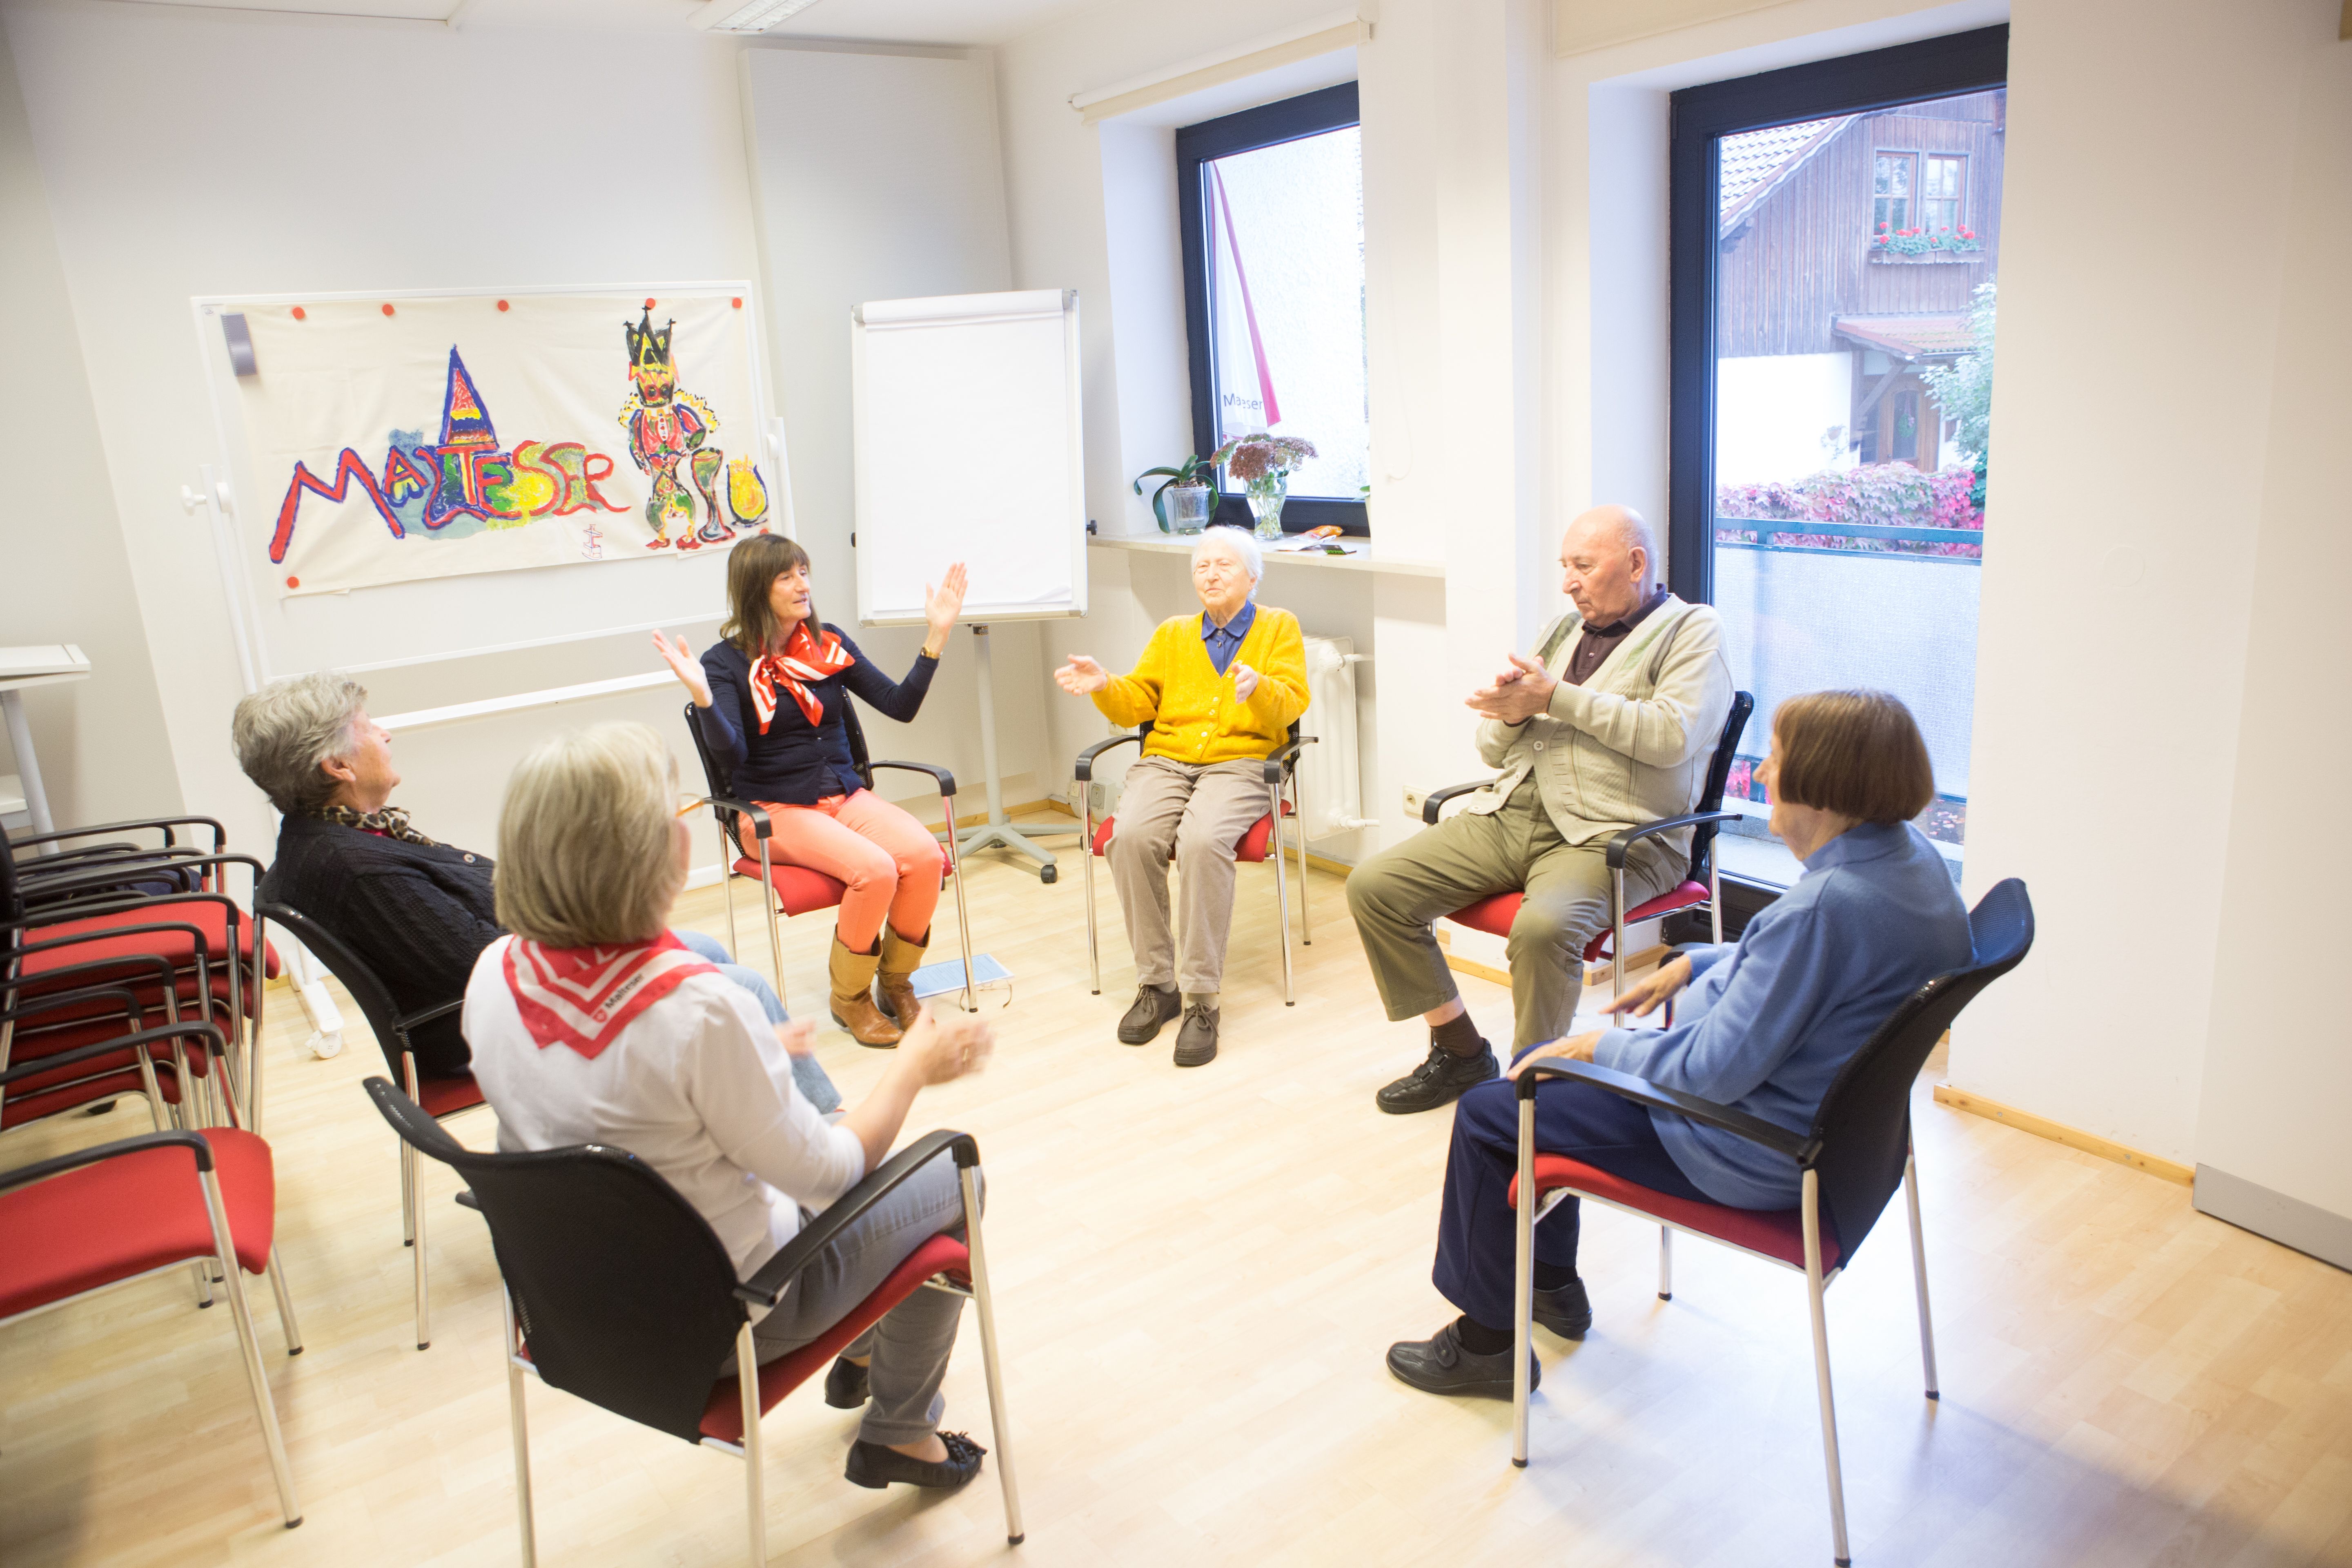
xmin=1105 ymin=755 xmax=1276 ymax=1001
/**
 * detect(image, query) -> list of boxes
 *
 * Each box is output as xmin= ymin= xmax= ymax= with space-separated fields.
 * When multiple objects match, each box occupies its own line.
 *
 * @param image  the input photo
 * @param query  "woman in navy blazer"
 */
xmin=656 ymin=534 xmax=967 ymax=1046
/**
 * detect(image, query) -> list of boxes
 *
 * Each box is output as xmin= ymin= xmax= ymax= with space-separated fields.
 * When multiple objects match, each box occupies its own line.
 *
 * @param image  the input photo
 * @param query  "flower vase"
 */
xmin=1246 ymin=473 xmax=1290 ymax=540
xmin=1165 ymin=483 xmax=1212 ymax=535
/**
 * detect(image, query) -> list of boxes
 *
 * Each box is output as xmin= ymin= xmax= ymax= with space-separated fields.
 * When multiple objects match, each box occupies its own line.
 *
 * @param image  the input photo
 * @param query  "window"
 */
xmin=1672 ymin=27 xmax=2007 ymax=885
xmin=1178 ymin=83 xmax=1369 ymax=535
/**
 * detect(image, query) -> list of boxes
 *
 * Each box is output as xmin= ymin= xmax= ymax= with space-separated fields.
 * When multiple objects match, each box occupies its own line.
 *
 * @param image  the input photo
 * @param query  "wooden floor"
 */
xmin=5 ymin=841 xmax=2351 ymax=1568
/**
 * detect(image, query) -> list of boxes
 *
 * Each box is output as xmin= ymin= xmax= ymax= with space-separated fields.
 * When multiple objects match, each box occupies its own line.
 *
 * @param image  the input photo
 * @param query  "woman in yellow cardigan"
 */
xmin=1054 ymin=526 xmax=1308 ymax=1067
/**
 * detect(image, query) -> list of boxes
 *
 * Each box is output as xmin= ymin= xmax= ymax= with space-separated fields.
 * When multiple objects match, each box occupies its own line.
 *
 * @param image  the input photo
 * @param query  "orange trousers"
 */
xmin=751 ymin=789 xmax=943 ymax=952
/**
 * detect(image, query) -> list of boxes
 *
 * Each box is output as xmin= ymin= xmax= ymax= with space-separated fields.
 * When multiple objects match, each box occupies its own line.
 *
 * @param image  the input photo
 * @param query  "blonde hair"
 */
xmin=1771 ymin=690 xmax=1936 ymax=825
xmin=495 ymin=722 xmax=683 ymax=948
xmin=230 ymin=670 xmax=368 ymax=814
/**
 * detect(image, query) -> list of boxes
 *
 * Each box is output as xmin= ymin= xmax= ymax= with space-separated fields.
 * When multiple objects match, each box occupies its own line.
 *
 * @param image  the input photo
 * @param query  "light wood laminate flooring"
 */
xmin=4 ymin=846 xmax=2349 ymax=1567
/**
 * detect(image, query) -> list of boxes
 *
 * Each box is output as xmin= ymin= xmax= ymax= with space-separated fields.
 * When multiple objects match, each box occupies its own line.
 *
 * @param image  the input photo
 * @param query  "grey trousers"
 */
xmin=1106 ymin=755 xmax=1276 ymax=1001
xmin=744 ymin=1160 xmax=976 ymax=1447
xmin=1345 ymin=782 xmax=1683 ymax=1050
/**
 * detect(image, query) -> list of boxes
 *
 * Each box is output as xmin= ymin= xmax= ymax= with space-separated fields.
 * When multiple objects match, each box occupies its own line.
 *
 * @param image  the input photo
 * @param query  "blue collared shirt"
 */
xmin=1200 ymin=600 xmax=1257 ymax=675
xmin=1592 ymin=821 xmax=1972 ymax=1210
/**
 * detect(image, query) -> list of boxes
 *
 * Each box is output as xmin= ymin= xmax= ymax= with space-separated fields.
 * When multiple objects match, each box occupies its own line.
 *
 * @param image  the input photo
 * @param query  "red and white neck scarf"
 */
xmin=501 ymin=933 xmax=718 ymax=1060
xmin=749 ymin=622 xmax=856 ymax=733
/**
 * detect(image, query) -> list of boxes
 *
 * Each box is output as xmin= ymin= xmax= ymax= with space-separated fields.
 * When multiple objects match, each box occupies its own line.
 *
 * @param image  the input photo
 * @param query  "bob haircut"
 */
xmin=1770 ymin=690 xmax=1936 ymax=825
xmin=721 ymin=532 xmax=815 ymax=657
xmin=230 ymin=670 xmax=369 ymax=815
xmin=1192 ymin=525 xmax=1263 ymax=598
xmin=495 ymin=722 xmax=683 ymax=948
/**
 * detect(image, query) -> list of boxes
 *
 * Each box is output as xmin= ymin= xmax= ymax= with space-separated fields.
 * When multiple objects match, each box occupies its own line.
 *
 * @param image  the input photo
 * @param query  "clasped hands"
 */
xmin=1503 ymin=954 xmax=1693 ymax=1080
xmin=1465 ymin=652 xmax=1558 ymax=724
xmin=1055 ymin=655 xmax=1261 ymax=702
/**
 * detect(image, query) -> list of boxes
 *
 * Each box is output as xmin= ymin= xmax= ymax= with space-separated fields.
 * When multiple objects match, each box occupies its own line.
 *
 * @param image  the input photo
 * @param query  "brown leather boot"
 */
xmin=828 ymin=933 xmax=902 ymax=1047
xmin=875 ymin=926 xmax=929 ymax=1025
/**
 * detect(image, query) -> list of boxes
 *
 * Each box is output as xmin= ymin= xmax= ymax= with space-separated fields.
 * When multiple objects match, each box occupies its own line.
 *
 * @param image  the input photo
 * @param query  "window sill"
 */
xmin=1089 ymin=533 xmax=1444 ymax=579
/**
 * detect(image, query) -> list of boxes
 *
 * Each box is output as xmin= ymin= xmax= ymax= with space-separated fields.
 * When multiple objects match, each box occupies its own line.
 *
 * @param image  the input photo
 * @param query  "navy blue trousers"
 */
xmin=1432 ymin=1057 xmax=1710 ymax=1331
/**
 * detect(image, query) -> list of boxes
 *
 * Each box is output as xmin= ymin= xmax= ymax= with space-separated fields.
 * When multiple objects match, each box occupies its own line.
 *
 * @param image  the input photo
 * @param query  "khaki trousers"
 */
xmin=1345 ymin=783 xmax=1682 ymax=1049
xmin=1105 ymin=755 xmax=1276 ymax=1000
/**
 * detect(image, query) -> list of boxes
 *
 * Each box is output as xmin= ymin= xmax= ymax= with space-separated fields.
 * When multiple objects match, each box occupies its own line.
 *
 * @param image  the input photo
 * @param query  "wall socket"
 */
xmin=1403 ymin=787 xmax=1428 ymax=816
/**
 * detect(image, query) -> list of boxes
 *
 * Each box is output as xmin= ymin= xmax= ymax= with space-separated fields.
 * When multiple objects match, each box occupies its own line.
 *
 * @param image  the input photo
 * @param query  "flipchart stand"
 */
xmin=949 ymin=624 xmax=1073 ymax=883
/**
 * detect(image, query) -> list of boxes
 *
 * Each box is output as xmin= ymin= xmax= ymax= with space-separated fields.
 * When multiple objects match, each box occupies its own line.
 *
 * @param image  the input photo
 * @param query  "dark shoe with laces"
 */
xmin=1173 ymin=1003 xmax=1219 ymax=1067
xmin=1117 ymin=984 xmax=1182 ymax=1045
xmin=1533 ymin=1277 xmax=1593 ymax=1340
xmin=844 ymin=1430 xmax=987 ymax=1490
xmin=823 ymin=1355 xmax=869 ymax=1409
xmin=1385 ymin=1321 xmax=1539 ymax=1400
xmin=1375 ymin=1041 xmax=1499 ymax=1114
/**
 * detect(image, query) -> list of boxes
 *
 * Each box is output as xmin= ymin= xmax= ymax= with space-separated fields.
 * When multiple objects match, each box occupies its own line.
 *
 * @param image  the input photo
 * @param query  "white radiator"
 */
xmin=1298 ymin=635 xmax=1376 ymax=840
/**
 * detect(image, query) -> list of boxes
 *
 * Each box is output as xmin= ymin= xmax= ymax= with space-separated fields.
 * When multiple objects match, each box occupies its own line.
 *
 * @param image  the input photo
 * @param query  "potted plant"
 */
xmin=1210 ymin=432 xmax=1318 ymax=540
xmin=1133 ymin=454 xmax=1216 ymax=534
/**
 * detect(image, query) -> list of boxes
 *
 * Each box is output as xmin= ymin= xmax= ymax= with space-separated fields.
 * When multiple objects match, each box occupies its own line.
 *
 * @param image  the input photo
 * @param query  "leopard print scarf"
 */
xmin=310 ymin=803 xmax=438 ymax=847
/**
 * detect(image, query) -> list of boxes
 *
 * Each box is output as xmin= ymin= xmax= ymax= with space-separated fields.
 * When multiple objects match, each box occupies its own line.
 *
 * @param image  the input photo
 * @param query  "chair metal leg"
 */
xmin=1658 ymin=1227 xmax=1673 ymax=1301
xmin=1802 ymin=1169 xmax=1852 ymax=1566
xmin=400 ymin=1139 xmax=416 ymax=1246
xmin=266 ymin=1245 xmax=305 ymax=1354
xmin=737 ymin=1321 xmax=766 ymax=1566
xmin=940 ymin=788 xmax=978 ymax=1012
xmin=1292 ymin=773 xmax=1312 ymax=944
xmin=200 ymin=1167 xmax=301 ymax=1528
xmin=758 ymin=837 xmax=785 ymax=1007
xmin=404 ymin=1058 xmax=430 ymax=1350
xmin=504 ymin=1290 xmax=537 ymax=1568
xmin=1610 ymin=866 xmax=1628 ymax=1015
xmin=961 ymin=1163 xmax=1025 ymax=1544
xmin=1709 ymin=855 xmax=1724 ymax=946
xmin=1905 ymin=1144 xmax=1939 ymax=1399
xmin=1270 ymin=780 xmax=1295 ymax=1007
xmin=248 ymin=918 xmax=269 ymax=1134
xmin=1512 ymin=1093 xmax=1537 ymax=1469
xmin=717 ymin=817 xmax=742 ymax=963
xmin=1083 ymin=795 xmax=1101 ymax=996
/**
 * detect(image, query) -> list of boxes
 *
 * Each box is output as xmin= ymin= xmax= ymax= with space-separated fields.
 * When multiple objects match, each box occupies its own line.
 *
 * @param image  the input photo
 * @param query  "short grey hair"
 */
xmin=231 ymin=671 xmax=368 ymax=815
xmin=1192 ymin=524 xmax=1263 ymax=598
xmin=496 ymin=722 xmax=683 ymax=948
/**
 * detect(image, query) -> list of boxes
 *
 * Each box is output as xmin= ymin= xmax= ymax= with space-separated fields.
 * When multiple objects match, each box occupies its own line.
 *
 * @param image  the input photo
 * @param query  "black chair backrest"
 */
xmin=684 ymin=692 xmax=878 ymax=860
xmin=1808 ymin=877 xmax=2034 ymax=1257
xmin=363 ymin=1078 xmax=745 ymax=1443
xmin=1688 ymin=691 xmax=1755 ymax=886
xmin=258 ymin=901 xmax=420 ymax=1081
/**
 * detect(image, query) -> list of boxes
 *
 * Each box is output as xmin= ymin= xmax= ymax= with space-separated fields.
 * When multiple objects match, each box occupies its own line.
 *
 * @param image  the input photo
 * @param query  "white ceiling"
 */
xmin=113 ymin=0 xmax=1095 ymax=46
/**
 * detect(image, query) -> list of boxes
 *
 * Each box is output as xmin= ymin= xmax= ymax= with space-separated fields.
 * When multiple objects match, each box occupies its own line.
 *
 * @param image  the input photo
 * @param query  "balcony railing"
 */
xmin=1714 ymin=515 xmax=1983 ymax=559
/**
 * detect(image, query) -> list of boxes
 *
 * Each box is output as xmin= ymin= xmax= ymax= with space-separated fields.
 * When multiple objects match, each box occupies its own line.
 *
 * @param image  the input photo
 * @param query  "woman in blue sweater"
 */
xmin=656 ymin=534 xmax=966 ymax=1045
xmin=1387 ymin=689 xmax=1972 ymax=1398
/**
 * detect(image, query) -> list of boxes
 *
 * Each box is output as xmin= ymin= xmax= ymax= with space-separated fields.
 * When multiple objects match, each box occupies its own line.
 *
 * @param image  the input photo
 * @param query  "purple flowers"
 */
xmin=1213 ymin=433 xmax=1317 ymax=483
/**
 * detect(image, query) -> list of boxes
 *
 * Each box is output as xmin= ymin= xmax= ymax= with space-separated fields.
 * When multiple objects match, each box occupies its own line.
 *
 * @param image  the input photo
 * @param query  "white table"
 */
xmin=0 ymin=644 xmax=92 ymax=837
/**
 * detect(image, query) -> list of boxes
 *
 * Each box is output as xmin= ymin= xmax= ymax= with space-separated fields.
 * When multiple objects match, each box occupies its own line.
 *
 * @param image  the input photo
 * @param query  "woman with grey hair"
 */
xmin=232 ymin=672 xmax=838 ymax=1110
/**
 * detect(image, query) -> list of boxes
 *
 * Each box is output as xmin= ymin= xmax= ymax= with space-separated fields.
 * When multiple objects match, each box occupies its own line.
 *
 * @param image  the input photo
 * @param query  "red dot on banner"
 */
xmin=381 ymin=303 xmax=395 ymax=317
xmin=291 ymin=306 xmax=307 ymax=321
xmin=286 ymin=576 xmax=300 ymax=588
xmin=731 ymin=297 xmax=742 ymax=309
xmin=497 ymin=299 xmax=510 ymax=312
xmin=644 ymin=297 xmax=656 ymax=310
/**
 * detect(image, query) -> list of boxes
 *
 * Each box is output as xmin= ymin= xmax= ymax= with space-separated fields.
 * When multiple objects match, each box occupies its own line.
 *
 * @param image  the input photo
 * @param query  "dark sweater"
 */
xmin=259 ymin=814 xmax=499 ymax=1076
xmin=697 ymin=626 xmax=937 ymax=805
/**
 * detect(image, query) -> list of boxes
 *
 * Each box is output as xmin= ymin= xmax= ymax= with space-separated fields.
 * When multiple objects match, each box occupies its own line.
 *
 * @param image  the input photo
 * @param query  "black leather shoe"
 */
xmin=1173 ymin=1003 xmax=1219 ymax=1067
xmin=844 ymin=1430 xmax=987 ymax=1490
xmin=1385 ymin=1321 xmax=1539 ymax=1400
xmin=1375 ymin=1042 xmax=1499 ymax=1114
xmin=1117 ymin=984 xmax=1181 ymax=1045
xmin=823 ymin=1355 xmax=869 ymax=1409
xmin=1532 ymin=1277 xmax=1593 ymax=1340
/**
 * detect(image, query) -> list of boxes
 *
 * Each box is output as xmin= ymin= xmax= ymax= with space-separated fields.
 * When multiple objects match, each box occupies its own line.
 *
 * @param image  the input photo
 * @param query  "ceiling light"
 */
xmin=693 ymin=0 xmax=825 ymax=33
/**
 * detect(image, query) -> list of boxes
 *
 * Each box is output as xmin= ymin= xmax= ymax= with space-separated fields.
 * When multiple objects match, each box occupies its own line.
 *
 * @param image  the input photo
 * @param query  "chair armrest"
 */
xmin=0 ymin=976 xmax=154 ymax=1030
xmin=9 ymin=816 xmax=228 ymax=855
xmin=866 ymin=759 xmax=958 ymax=799
xmin=0 ymin=920 xmax=214 ymax=971
xmin=1261 ymin=733 xmax=1316 ymax=785
xmin=699 ymin=795 xmax=773 ymax=843
xmin=401 ymin=998 xmax=464 ymax=1032
xmin=1604 ymin=810 xmax=1746 ymax=870
xmin=1422 ymin=777 xmax=1499 ymax=826
xmin=1074 ymin=729 xmax=1143 ymax=783
xmin=6 ymin=852 xmax=262 ymax=909
xmin=0 ymin=1021 xmax=228 ymax=1090
xmin=1514 ymin=1058 xmax=1816 ymax=1163
xmin=736 ymin=1129 xmax=978 ymax=1308
xmin=0 ymin=1128 xmax=217 ymax=1194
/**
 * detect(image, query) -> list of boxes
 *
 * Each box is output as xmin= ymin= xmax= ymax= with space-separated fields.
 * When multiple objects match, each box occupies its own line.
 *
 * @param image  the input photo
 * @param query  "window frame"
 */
xmin=1872 ymin=149 xmax=1917 ymax=235
xmin=1920 ymin=151 xmax=1967 ymax=234
xmin=1176 ymin=81 xmax=1369 ymax=537
xmin=1668 ymin=25 xmax=2008 ymax=604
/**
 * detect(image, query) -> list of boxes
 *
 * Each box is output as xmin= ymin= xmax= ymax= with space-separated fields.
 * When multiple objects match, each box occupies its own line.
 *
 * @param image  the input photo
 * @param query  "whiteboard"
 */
xmin=190 ymin=281 xmax=783 ymax=678
xmin=850 ymin=290 xmax=1086 ymax=627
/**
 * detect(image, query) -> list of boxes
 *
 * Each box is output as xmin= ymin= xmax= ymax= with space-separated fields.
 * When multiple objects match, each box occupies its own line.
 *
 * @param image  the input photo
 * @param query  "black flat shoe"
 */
xmin=823 ymin=1355 xmax=869 ymax=1409
xmin=1173 ymin=1003 xmax=1219 ymax=1067
xmin=1375 ymin=1042 xmax=1498 ymax=1114
xmin=844 ymin=1431 xmax=987 ymax=1490
xmin=1385 ymin=1321 xmax=1539 ymax=1401
xmin=1533 ymin=1277 xmax=1593 ymax=1340
xmin=1117 ymin=984 xmax=1182 ymax=1045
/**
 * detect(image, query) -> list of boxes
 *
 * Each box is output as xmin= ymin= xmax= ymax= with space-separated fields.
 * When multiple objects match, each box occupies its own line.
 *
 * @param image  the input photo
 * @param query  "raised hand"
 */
xmin=653 ymin=630 xmax=714 ymax=707
xmin=923 ymin=562 xmax=970 ymax=655
xmin=902 ymin=1003 xmax=996 ymax=1086
xmin=1055 ymin=654 xmax=1110 ymax=695
xmin=772 ymin=1019 xmax=818 ymax=1059
xmin=1231 ymin=662 xmax=1261 ymax=702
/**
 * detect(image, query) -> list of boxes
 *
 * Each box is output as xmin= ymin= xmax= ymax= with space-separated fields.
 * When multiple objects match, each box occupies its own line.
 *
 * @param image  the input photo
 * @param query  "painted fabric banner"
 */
xmin=234 ymin=288 xmax=776 ymax=598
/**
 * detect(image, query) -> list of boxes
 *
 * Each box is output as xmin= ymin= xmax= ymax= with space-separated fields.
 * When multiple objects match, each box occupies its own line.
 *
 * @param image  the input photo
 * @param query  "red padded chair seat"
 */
xmin=1444 ymin=881 xmax=1713 ymax=962
xmin=1 ymin=1065 xmax=185 ymax=1131
xmin=732 ymin=837 xmax=947 ymax=919
xmin=697 ymin=1232 xmax=971 ymax=1445
xmin=6 ymin=1011 xmax=216 ymax=1074
xmin=1509 ymin=1154 xmax=1838 ymax=1273
xmin=23 ymin=902 xmax=281 ymax=981
xmin=0 ymin=1128 xmax=276 ymax=1320
xmin=1089 ymin=798 xmax=1292 ymax=866
xmin=414 ymin=1074 xmax=486 ymax=1119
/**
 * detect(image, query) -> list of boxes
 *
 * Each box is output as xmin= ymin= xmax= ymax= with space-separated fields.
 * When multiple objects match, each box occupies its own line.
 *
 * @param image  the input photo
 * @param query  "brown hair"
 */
xmin=1770 ymin=690 xmax=1935 ymax=824
xmin=721 ymin=533 xmax=813 ymax=656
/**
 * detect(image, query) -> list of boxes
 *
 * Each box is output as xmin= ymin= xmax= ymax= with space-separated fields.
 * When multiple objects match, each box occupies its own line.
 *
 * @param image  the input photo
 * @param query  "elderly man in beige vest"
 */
xmin=1348 ymin=505 xmax=1734 ymax=1115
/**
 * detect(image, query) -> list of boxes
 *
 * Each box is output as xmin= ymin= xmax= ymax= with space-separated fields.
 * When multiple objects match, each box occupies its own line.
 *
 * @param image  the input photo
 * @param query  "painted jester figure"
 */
xmin=621 ymin=307 xmax=733 ymax=551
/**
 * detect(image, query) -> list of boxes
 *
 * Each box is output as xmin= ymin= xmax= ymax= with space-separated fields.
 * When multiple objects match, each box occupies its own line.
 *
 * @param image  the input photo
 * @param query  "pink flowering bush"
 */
xmin=1717 ymin=464 xmax=1982 ymax=557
